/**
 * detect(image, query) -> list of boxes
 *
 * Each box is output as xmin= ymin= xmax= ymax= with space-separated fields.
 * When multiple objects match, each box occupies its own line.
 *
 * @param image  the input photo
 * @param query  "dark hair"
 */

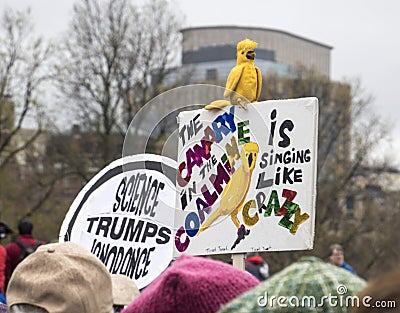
xmin=113 ymin=305 xmax=125 ymax=313
xmin=0 ymin=222 xmax=12 ymax=234
xmin=353 ymin=269 xmax=400 ymax=313
xmin=18 ymin=220 xmax=33 ymax=235
xmin=329 ymin=244 xmax=343 ymax=256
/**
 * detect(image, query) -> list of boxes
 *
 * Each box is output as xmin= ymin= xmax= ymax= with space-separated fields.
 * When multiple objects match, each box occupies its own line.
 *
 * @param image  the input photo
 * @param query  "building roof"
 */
xmin=181 ymin=25 xmax=333 ymax=50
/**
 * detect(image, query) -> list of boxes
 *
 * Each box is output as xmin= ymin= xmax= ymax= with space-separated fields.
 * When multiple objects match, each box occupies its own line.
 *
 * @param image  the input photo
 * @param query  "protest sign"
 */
xmin=59 ymin=154 xmax=176 ymax=288
xmin=174 ymin=97 xmax=318 ymax=256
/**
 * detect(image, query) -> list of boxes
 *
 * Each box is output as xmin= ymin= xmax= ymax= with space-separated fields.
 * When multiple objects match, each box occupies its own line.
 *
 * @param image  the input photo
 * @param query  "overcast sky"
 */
xmin=1 ymin=0 xmax=399 ymax=165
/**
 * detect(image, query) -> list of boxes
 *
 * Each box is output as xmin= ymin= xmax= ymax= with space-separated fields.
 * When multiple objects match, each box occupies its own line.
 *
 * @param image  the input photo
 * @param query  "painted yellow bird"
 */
xmin=197 ymin=142 xmax=259 ymax=234
xmin=205 ymin=39 xmax=263 ymax=110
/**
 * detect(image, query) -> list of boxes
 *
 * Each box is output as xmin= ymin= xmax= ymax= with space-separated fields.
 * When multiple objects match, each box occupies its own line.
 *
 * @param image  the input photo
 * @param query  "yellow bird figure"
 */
xmin=205 ymin=39 xmax=263 ymax=110
xmin=197 ymin=142 xmax=259 ymax=235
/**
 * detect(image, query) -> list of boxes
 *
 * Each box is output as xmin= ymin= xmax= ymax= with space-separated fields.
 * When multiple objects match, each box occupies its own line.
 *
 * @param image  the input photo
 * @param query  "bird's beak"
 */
xmin=246 ymin=50 xmax=256 ymax=60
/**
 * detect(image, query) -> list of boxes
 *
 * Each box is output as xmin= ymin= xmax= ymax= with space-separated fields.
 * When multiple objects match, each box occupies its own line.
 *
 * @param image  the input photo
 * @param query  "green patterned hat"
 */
xmin=218 ymin=256 xmax=366 ymax=313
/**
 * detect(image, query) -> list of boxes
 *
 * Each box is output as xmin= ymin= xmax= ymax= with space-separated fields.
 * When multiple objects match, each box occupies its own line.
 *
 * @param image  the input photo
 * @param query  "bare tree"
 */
xmin=0 ymin=8 xmax=52 ymax=169
xmin=260 ymin=67 xmax=394 ymax=278
xmin=54 ymin=0 xmax=182 ymax=167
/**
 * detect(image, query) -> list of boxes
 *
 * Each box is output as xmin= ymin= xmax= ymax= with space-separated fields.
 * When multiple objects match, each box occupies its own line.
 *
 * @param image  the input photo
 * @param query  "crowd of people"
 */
xmin=0 ymin=220 xmax=398 ymax=313
xmin=0 ymin=220 xmax=44 ymax=299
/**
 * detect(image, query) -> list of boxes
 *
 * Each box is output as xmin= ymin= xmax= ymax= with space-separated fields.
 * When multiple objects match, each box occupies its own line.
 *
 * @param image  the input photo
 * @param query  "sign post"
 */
xmin=232 ymin=254 xmax=246 ymax=270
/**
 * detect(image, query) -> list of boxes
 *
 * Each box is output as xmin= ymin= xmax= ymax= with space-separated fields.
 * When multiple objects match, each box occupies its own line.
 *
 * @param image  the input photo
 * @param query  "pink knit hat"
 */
xmin=122 ymin=254 xmax=259 ymax=313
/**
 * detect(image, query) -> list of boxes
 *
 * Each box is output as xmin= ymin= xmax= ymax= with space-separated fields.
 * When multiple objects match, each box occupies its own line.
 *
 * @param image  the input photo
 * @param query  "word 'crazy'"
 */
xmin=175 ymin=107 xmax=312 ymax=252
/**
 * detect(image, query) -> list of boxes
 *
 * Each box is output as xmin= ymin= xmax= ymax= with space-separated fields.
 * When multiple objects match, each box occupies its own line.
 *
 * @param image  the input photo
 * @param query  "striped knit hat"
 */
xmin=217 ymin=256 xmax=366 ymax=313
xmin=122 ymin=254 xmax=259 ymax=313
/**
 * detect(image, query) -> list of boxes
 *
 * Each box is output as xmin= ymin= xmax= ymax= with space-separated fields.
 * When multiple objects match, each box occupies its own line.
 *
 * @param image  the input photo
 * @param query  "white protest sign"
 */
xmin=59 ymin=154 xmax=176 ymax=289
xmin=174 ymin=98 xmax=318 ymax=256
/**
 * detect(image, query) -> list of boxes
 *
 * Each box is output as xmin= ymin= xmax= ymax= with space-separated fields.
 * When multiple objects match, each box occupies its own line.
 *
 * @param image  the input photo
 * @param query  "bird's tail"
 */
xmin=197 ymin=208 xmax=222 ymax=235
xmin=204 ymin=99 xmax=231 ymax=110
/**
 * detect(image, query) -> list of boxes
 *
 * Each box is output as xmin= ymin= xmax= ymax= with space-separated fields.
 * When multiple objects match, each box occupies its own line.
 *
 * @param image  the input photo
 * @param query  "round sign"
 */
xmin=59 ymin=154 xmax=177 ymax=289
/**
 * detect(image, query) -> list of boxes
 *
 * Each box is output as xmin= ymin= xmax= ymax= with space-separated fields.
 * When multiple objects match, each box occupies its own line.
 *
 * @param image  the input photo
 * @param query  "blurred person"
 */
xmin=0 ymin=222 xmax=12 ymax=301
xmin=6 ymin=242 xmax=113 ymax=313
xmin=329 ymin=243 xmax=357 ymax=275
xmin=122 ymin=254 xmax=259 ymax=313
xmin=353 ymin=268 xmax=400 ymax=313
xmin=245 ymin=252 xmax=269 ymax=281
xmin=111 ymin=274 xmax=140 ymax=313
xmin=5 ymin=220 xmax=44 ymax=284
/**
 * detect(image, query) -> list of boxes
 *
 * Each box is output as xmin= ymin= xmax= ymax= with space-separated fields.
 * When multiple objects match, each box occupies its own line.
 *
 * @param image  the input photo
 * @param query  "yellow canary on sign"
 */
xmin=205 ymin=39 xmax=262 ymax=109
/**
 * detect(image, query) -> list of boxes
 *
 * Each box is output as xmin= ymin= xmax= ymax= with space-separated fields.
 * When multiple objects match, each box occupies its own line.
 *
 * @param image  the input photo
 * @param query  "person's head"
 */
xmin=111 ymin=274 xmax=140 ymax=313
xmin=218 ymin=256 xmax=366 ymax=313
xmin=329 ymin=243 xmax=344 ymax=266
xmin=246 ymin=251 xmax=259 ymax=258
xmin=122 ymin=254 xmax=259 ymax=313
xmin=17 ymin=220 xmax=33 ymax=235
xmin=352 ymin=269 xmax=400 ymax=313
xmin=6 ymin=242 xmax=113 ymax=313
xmin=0 ymin=222 xmax=12 ymax=239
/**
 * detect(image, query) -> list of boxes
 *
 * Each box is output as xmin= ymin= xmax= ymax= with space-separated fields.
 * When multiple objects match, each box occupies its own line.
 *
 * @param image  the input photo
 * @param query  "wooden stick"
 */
xmin=232 ymin=253 xmax=246 ymax=270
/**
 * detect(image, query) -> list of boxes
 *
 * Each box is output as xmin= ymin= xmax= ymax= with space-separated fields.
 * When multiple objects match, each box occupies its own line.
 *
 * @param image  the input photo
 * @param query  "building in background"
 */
xmin=167 ymin=26 xmax=332 ymax=85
